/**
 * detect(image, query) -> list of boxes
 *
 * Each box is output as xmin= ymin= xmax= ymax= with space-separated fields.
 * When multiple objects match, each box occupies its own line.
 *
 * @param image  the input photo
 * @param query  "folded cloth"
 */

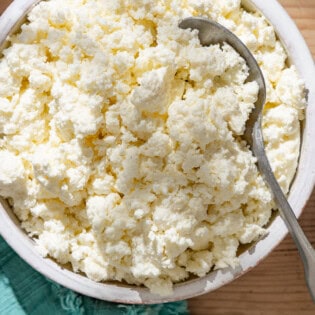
xmin=0 ymin=236 xmax=189 ymax=315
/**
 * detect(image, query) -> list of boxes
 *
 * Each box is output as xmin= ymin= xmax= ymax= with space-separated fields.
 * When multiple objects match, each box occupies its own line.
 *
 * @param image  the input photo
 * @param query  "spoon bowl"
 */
xmin=179 ymin=16 xmax=315 ymax=303
xmin=179 ymin=17 xmax=265 ymax=146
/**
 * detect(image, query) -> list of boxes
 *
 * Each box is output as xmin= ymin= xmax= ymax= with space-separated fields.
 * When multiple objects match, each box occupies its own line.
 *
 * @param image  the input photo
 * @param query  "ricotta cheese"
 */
xmin=0 ymin=0 xmax=306 ymax=296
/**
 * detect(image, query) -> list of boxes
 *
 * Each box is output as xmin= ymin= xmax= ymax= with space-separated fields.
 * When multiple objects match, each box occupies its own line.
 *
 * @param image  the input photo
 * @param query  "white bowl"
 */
xmin=0 ymin=0 xmax=314 ymax=304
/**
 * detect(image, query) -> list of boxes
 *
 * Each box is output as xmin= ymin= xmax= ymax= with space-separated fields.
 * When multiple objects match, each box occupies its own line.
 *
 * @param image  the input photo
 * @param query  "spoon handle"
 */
xmin=253 ymin=118 xmax=315 ymax=303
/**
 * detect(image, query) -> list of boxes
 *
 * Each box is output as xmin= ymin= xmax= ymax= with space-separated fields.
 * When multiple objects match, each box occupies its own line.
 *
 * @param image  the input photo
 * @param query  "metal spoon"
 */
xmin=179 ymin=16 xmax=315 ymax=302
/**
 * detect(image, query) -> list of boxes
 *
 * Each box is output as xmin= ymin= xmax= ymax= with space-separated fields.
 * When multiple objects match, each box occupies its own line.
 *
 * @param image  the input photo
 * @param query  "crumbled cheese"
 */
xmin=0 ymin=0 xmax=306 ymax=296
xmin=0 ymin=151 xmax=26 ymax=198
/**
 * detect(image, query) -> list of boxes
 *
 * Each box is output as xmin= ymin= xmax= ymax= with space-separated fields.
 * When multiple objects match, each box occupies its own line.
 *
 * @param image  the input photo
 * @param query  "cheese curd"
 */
xmin=0 ymin=0 xmax=306 ymax=296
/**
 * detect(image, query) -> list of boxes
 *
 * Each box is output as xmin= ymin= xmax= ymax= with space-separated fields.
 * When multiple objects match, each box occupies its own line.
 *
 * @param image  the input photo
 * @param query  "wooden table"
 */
xmin=0 ymin=1 xmax=314 ymax=314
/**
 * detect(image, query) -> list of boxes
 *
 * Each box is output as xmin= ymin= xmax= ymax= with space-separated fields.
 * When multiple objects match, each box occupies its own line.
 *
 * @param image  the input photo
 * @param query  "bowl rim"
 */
xmin=0 ymin=0 xmax=314 ymax=304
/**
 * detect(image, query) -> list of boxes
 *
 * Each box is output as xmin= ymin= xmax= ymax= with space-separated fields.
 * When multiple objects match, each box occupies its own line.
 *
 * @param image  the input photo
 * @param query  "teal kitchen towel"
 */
xmin=0 ymin=236 xmax=189 ymax=315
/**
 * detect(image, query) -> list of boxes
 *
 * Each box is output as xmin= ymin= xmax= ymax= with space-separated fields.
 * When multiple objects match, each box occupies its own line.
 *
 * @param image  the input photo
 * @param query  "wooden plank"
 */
xmin=0 ymin=0 xmax=11 ymax=12
xmin=0 ymin=1 xmax=314 ymax=314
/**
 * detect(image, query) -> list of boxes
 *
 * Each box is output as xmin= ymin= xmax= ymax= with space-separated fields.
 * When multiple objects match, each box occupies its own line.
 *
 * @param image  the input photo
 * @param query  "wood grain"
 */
xmin=0 ymin=1 xmax=314 ymax=314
